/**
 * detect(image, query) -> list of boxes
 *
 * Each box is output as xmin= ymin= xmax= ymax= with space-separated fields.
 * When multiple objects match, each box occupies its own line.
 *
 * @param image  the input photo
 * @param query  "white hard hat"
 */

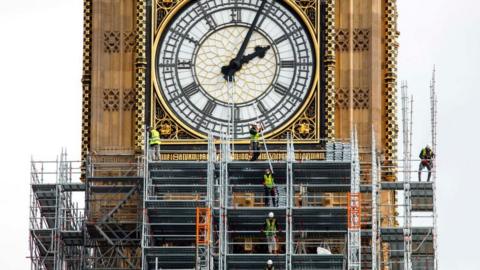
xmin=267 ymin=259 xmax=273 ymax=265
xmin=268 ymin=212 xmax=274 ymax=218
xmin=426 ymin=144 xmax=431 ymax=149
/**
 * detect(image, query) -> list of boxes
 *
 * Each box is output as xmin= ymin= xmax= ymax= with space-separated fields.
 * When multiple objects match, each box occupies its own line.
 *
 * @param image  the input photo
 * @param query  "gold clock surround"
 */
xmin=151 ymin=0 xmax=322 ymax=144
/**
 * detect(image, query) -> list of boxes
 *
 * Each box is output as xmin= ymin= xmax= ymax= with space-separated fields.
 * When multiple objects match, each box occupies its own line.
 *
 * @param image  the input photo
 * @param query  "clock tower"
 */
xmin=79 ymin=0 xmax=400 ymax=268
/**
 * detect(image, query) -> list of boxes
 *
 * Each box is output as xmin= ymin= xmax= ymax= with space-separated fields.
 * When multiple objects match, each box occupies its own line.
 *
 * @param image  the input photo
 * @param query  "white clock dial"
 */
xmin=155 ymin=0 xmax=317 ymax=139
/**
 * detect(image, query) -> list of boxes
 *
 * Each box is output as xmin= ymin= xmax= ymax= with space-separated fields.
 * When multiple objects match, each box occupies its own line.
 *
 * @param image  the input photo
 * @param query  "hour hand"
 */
xmin=240 ymin=45 xmax=271 ymax=65
xmin=220 ymin=46 xmax=271 ymax=82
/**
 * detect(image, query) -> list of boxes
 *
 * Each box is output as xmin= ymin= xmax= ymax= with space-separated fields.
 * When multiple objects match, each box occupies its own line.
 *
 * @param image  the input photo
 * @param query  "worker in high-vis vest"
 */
xmin=263 ymin=168 xmax=277 ymax=207
xmin=149 ymin=127 xmax=161 ymax=160
xmin=418 ymin=145 xmax=435 ymax=181
xmin=262 ymin=212 xmax=280 ymax=254
xmin=249 ymin=122 xmax=263 ymax=161
xmin=265 ymin=259 xmax=274 ymax=270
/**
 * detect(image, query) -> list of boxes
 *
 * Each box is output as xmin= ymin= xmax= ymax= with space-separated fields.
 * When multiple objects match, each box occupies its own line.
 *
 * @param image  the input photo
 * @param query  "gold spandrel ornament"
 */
xmin=155 ymin=0 xmax=184 ymax=31
xmin=153 ymin=96 xmax=197 ymax=140
xmin=268 ymin=96 xmax=318 ymax=141
xmin=293 ymin=0 xmax=318 ymax=30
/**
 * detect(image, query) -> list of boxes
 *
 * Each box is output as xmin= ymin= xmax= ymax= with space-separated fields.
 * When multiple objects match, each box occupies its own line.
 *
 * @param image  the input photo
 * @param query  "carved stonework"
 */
xmin=122 ymin=89 xmax=136 ymax=111
xmin=335 ymin=28 xmax=349 ymax=51
xmin=103 ymin=89 xmax=120 ymax=111
xmin=336 ymin=88 xmax=349 ymax=109
xmin=294 ymin=0 xmax=317 ymax=30
xmin=103 ymin=31 xmax=120 ymax=53
xmin=353 ymin=88 xmax=370 ymax=109
xmin=123 ymin=31 xmax=136 ymax=53
xmin=154 ymin=97 xmax=197 ymax=140
xmin=353 ymin=28 xmax=370 ymax=51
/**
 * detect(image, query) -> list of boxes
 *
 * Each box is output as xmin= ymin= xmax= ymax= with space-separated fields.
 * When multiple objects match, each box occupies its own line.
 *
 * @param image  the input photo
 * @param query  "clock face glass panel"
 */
xmin=155 ymin=0 xmax=316 ymax=139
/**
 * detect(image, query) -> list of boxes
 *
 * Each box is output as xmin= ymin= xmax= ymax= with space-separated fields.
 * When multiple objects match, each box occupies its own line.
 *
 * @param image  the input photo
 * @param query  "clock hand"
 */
xmin=240 ymin=45 xmax=271 ymax=65
xmin=221 ymin=46 xmax=271 ymax=81
xmin=221 ymin=0 xmax=268 ymax=81
xmin=232 ymin=0 xmax=268 ymax=67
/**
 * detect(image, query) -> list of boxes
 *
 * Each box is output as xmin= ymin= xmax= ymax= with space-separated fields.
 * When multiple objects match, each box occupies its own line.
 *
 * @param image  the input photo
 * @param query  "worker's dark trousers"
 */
xmin=418 ymin=161 xmax=433 ymax=181
xmin=264 ymin=187 xmax=277 ymax=207
xmin=251 ymin=141 xmax=260 ymax=161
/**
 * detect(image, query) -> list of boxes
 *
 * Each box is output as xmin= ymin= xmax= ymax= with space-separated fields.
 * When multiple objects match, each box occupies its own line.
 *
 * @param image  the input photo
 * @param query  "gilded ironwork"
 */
xmin=324 ymin=0 xmax=336 ymax=140
xmin=81 ymin=0 xmax=92 ymax=177
xmin=155 ymin=0 xmax=184 ymax=31
xmin=134 ymin=0 xmax=147 ymax=152
xmin=269 ymin=96 xmax=318 ymax=141
xmin=294 ymin=0 xmax=317 ymax=29
xmin=153 ymin=96 xmax=197 ymax=140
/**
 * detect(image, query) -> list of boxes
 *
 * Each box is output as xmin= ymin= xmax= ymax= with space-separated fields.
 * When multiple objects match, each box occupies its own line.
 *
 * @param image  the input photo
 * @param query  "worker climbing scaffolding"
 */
xmin=249 ymin=122 xmax=262 ymax=161
xmin=418 ymin=144 xmax=435 ymax=181
xmin=148 ymin=126 xmax=161 ymax=160
xmin=262 ymin=212 xmax=280 ymax=254
xmin=265 ymin=259 xmax=274 ymax=270
xmin=263 ymin=168 xmax=277 ymax=207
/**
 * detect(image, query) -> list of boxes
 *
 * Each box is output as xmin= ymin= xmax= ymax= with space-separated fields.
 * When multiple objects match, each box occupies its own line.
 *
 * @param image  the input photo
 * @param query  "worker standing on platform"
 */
xmin=250 ymin=122 xmax=263 ymax=161
xmin=265 ymin=259 xmax=274 ymax=269
xmin=263 ymin=168 xmax=277 ymax=207
xmin=263 ymin=212 xmax=280 ymax=254
xmin=418 ymin=145 xmax=435 ymax=181
xmin=148 ymin=126 xmax=161 ymax=160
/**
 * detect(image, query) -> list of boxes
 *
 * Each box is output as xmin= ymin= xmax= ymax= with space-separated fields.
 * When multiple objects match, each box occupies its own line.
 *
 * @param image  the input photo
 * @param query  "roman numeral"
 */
xmin=183 ymin=82 xmax=200 ymax=97
xmin=177 ymin=60 xmax=192 ymax=70
xmin=280 ymin=60 xmax=296 ymax=68
xmin=274 ymin=35 xmax=288 ymax=45
xmin=202 ymin=100 xmax=216 ymax=115
xmin=257 ymin=101 xmax=268 ymax=114
xmin=274 ymin=83 xmax=289 ymax=96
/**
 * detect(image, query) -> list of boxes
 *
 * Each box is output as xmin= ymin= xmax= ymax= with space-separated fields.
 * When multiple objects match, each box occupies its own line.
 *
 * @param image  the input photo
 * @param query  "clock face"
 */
xmin=155 ymin=0 xmax=317 ymax=139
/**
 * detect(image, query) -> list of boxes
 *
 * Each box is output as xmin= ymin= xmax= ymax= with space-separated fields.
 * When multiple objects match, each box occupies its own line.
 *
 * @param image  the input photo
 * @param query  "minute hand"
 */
xmin=232 ymin=0 xmax=268 ymax=67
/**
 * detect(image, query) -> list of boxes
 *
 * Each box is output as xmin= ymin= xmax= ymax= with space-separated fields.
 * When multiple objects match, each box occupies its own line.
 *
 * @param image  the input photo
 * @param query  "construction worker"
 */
xmin=263 ymin=168 xmax=277 ymax=207
xmin=250 ymin=122 xmax=263 ymax=161
xmin=262 ymin=212 xmax=280 ymax=254
xmin=418 ymin=145 xmax=435 ymax=181
xmin=148 ymin=126 xmax=161 ymax=160
xmin=265 ymin=259 xmax=274 ymax=270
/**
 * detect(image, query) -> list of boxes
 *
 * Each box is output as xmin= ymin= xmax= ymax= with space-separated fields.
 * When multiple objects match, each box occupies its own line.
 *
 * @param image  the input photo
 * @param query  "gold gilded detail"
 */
xmin=81 ymin=0 xmax=92 ymax=179
xmin=134 ymin=0 xmax=147 ymax=152
xmin=324 ymin=0 xmax=336 ymax=140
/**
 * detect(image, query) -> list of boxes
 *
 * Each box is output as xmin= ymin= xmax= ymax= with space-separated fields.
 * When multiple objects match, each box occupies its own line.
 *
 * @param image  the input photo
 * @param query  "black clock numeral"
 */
xmin=177 ymin=60 xmax=192 ymax=70
xmin=202 ymin=100 xmax=216 ymax=115
xmin=230 ymin=7 xmax=242 ymax=23
xmin=198 ymin=2 xmax=217 ymax=30
xmin=274 ymin=83 xmax=289 ymax=96
xmin=280 ymin=60 xmax=296 ymax=68
xmin=183 ymin=82 xmax=200 ymax=97
xmin=257 ymin=101 xmax=268 ymax=114
xmin=274 ymin=35 xmax=289 ymax=45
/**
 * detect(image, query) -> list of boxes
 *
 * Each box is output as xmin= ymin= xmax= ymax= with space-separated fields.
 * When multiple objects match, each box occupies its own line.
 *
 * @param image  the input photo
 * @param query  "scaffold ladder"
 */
xmin=348 ymin=128 xmax=361 ymax=270
xmin=196 ymin=207 xmax=212 ymax=270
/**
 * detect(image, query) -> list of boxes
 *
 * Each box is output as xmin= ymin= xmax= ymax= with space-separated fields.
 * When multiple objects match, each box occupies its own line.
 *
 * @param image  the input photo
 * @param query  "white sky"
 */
xmin=0 ymin=0 xmax=479 ymax=269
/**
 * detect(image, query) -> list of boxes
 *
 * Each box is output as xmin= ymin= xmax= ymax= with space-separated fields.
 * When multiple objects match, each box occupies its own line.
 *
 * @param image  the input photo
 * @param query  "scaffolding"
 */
xmin=29 ymin=150 xmax=84 ymax=270
xmin=29 ymin=88 xmax=439 ymax=269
